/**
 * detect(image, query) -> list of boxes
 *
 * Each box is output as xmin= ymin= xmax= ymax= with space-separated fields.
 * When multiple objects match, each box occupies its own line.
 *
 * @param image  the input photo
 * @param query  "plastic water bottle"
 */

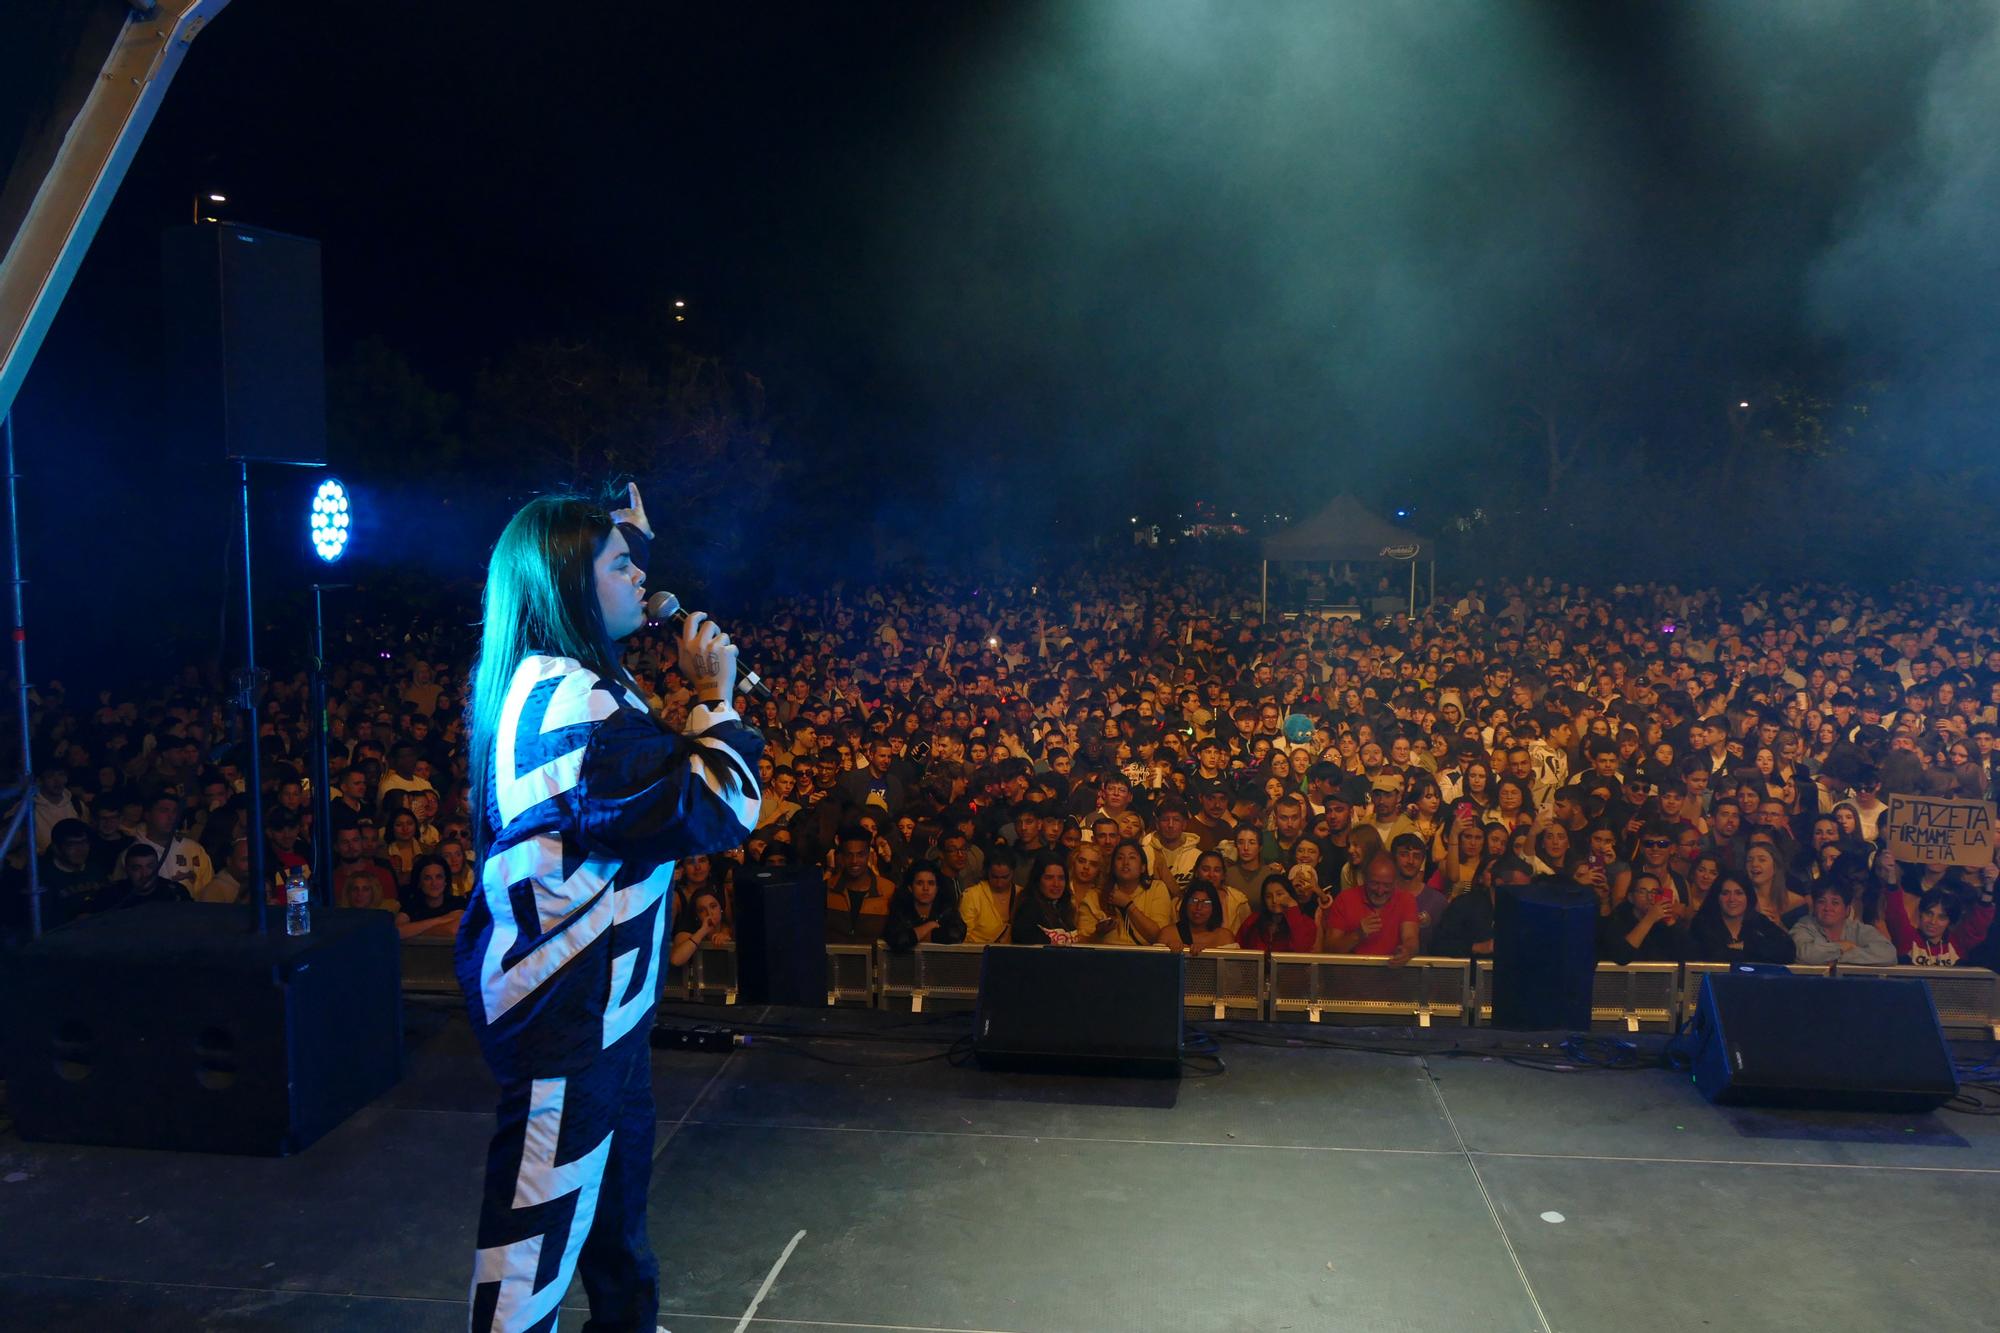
xmin=284 ymin=866 xmax=311 ymax=936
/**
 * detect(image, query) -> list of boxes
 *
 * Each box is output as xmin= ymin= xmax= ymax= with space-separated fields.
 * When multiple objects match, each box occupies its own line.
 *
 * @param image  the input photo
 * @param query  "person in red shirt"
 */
xmin=331 ymin=825 xmax=398 ymax=910
xmin=1875 ymin=861 xmax=1994 ymax=961
xmin=1235 ymin=873 xmax=1319 ymax=953
xmin=1321 ymin=850 xmax=1420 ymax=965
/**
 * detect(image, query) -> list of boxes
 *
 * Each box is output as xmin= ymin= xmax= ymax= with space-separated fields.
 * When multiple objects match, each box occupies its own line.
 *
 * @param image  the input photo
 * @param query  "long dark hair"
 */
xmin=673 ymin=885 xmax=727 ymax=936
xmin=1177 ymin=882 xmax=1226 ymax=943
xmin=1015 ymin=852 xmax=1075 ymax=930
xmin=1253 ymin=871 xmax=1294 ymax=928
xmin=468 ymin=495 xmax=630 ymax=855
xmin=1106 ymin=837 xmax=1150 ymax=888
xmin=408 ymin=853 xmax=451 ymax=900
xmin=1690 ymin=874 xmax=1749 ymax=935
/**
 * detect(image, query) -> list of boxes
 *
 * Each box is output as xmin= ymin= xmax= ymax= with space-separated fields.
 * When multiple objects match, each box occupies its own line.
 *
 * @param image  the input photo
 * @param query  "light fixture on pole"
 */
xmin=309 ymin=477 xmax=350 ymax=562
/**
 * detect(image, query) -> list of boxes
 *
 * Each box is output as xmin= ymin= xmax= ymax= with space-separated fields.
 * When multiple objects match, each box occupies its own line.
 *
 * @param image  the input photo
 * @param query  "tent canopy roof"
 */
xmin=1261 ymin=495 xmax=1433 ymax=563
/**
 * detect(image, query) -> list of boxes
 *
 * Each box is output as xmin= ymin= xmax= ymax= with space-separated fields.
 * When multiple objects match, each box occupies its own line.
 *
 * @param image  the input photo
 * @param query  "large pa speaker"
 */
xmin=974 ymin=946 xmax=1184 ymax=1077
xmin=1 ymin=903 xmax=402 ymax=1155
xmin=731 ymin=865 xmax=827 ymax=1006
xmin=162 ymin=222 xmax=327 ymax=464
xmin=1689 ymin=969 xmax=1957 ymax=1112
xmin=1491 ymin=877 xmax=1598 ymax=1030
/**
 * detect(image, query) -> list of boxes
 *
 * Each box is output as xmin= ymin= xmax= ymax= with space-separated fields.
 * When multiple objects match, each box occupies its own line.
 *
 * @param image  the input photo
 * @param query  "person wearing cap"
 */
xmin=1435 ymin=740 xmax=1479 ymax=804
xmin=1187 ymin=779 xmax=1232 ymax=851
xmin=1142 ymin=800 xmax=1201 ymax=894
xmin=1313 ymin=779 xmax=1363 ymax=854
xmin=1357 ymin=773 xmax=1405 ymax=833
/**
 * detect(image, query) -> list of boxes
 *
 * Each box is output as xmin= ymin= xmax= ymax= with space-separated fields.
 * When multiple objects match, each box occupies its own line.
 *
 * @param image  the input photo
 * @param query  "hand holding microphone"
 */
xmin=646 ymin=591 xmax=773 ymax=703
xmin=678 ymin=609 xmax=738 ymax=705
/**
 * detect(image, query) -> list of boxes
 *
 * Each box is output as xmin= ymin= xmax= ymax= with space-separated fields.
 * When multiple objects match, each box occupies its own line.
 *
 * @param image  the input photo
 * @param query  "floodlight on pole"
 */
xmin=309 ymin=477 xmax=351 ymax=561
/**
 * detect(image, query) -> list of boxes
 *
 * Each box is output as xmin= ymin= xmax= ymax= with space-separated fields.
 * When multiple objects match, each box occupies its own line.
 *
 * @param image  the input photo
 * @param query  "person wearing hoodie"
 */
xmin=1790 ymin=878 xmax=1896 ymax=966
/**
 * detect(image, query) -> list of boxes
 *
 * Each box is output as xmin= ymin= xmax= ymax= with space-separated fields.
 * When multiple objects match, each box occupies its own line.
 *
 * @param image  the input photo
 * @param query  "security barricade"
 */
xmin=662 ymin=943 xmax=873 ymax=1008
xmin=1268 ymin=954 xmax=1471 ymax=1026
xmin=825 ymin=943 xmax=874 ymax=1007
xmin=1471 ymin=960 xmax=1680 ymax=1031
xmin=1590 ymin=962 xmax=1683 ymax=1033
xmin=687 ymin=941 xmax=739 ymax=1004
xmin=876 ymin=942 xmax=987 ymax=1013
xmin=401 ymin=935 xmax=459 ymax=997
xmin=1182 ymin=947 xmax=1266 ymax=1021
xmin=1838 ymin=965 xmax=2000 ymax=1040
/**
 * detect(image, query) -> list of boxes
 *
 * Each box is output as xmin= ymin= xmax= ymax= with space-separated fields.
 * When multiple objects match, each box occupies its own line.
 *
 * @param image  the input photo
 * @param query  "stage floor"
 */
xmin=2 ymin=1002 xmax=1998 ymax=1332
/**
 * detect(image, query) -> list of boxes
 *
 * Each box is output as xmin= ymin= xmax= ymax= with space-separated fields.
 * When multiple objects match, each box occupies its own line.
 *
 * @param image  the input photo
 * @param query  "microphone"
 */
xmin=645 ymin=591 xmax=773 ymax=703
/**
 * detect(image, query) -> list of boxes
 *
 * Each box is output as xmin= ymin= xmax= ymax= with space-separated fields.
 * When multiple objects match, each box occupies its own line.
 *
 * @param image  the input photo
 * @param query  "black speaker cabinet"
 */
xmin=1690 ymin=969 xmax=1957 ymax=1112
xmin=974 ymin=945 xmax=1184 ymax=1077
xmin=1 ymin=904 xmax=402 ymax=1155
xmin=162 ymin=222 xmax=327 ymax=464
xmin=1491 ymin=877 xmax=1598 ymax=1030
xmin=732 ymin=865 xmax=827 ymax=1007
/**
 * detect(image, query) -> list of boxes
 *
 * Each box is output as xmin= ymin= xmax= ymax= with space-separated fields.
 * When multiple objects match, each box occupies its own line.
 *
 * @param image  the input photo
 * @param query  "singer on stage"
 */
xmin=456 ymin=485 xmax=762 ymax=1333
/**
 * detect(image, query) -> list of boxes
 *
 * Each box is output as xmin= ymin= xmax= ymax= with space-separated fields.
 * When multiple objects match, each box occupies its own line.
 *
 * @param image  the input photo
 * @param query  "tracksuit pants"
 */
xmin=469 ymin=1023 xmax=660 ymax=1332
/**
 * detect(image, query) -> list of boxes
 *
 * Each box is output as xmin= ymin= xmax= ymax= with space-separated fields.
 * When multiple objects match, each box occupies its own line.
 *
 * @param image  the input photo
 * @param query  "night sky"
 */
xmin=9 ymin=1 xmax=2000 ymax=676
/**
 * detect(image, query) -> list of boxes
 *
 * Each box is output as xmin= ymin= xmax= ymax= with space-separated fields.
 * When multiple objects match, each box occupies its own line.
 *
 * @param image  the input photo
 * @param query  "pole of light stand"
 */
xmin=309 ymin=583 xmax=334 ymax=910
xmin=238 ymin=458 xmax=269 ymax=933
xmin=4 ymin=413 xmax=41 ymax=940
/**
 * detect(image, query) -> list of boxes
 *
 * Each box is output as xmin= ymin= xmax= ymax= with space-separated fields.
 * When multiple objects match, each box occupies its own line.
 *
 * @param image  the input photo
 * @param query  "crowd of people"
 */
xmin=10 ymin=565 xmax=2000 ymax=992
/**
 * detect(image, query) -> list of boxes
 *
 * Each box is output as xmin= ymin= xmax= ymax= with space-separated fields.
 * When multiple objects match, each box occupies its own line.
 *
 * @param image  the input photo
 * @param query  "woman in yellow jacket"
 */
xmin=1076 ymin=839 xmax=1174 ymax=946
xmin=958 ymin=855 xmax=1019 ymax=945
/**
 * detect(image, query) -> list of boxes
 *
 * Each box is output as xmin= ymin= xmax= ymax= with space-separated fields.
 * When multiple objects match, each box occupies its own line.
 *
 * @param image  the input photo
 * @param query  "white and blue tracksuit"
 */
xmin=457 ymin=654 xmax=760 ymax=1333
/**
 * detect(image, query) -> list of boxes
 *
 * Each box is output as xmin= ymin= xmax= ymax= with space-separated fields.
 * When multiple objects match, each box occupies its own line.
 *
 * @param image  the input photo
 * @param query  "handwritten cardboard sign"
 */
xmin=1885 ymin=794 xmax=1997 ymax=868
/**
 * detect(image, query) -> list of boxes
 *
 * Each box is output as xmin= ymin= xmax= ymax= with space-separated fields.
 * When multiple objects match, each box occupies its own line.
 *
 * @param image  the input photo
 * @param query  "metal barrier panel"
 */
xmin=825 ymin=944 xmax=874 ymax=1007
xmin=1213 ymin=949 xmax=1268 ymax=1021
xmin=688 ymin=942 xmax=738 ymax=1004
xmin=877 ymin=942 xmax=988 ymax=1013
xmin=402 ymin=936 xmax=458 ymax=996
xmin=1266 ymin=955 xmax=1472 ymax=1027
xmin=876 ymin=941 xmax=921 ymax=1008
xmin=1839 ymin=965 xmax=2000 ymax=1039
xmin=919 ymin=942 xmax=990 ymax=1011
xmin=1474 ymin=960 xmax=1682 ymax=1029
xmin=682 ymin=944 xmax=873 ymax=1008
xmin=1590 ymin=962 xmax=1680 ymax=1033
xmin=1268 ymin=952 xmax=1320 ymax=1021
xmin=1182 ymin=947 xmax=1266 ymax=1021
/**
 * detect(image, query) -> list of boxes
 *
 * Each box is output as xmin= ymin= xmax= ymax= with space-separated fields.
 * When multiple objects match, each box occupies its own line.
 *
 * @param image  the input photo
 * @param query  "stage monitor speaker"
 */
xmin=732 ymin=865 xmax=827 ymax=1007
xmin=974 ymin=946 xmax=1183 ymax=1078
xmin=162 ymin=222 xmax=327 ymax=464
xmin=1490 ymin=876 xmax=1598 ymax=1030
xmin=1 ymin=903 xmax=402 ymax=1155
xmin=1689 ymin=969 xmax=1957 ymax=1112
